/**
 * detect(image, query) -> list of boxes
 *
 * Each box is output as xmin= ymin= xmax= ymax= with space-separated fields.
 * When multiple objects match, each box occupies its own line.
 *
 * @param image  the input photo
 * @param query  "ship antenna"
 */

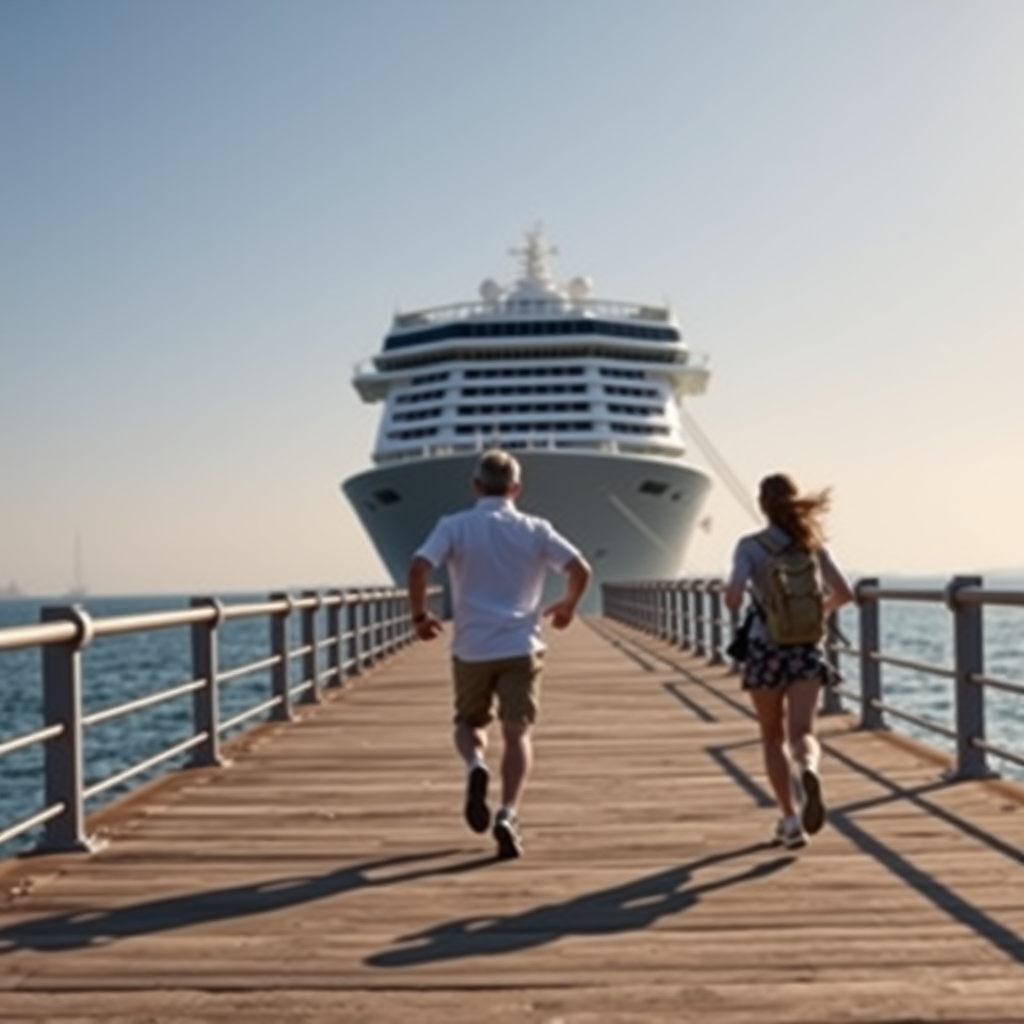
xmin=509 ymin=223 xmax=558 ymax=288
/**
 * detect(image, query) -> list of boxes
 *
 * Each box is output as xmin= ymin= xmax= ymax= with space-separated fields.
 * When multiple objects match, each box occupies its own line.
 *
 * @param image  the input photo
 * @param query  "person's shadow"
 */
xmin=0 ymin=848 xmax=493 ymax=953
xmin=367 ymin=842 xmax=792 ymax=968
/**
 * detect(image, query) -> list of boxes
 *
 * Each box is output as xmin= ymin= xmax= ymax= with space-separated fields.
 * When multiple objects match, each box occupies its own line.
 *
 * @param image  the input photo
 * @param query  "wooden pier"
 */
xmin=3 ymin=618 xmax=1024 ymax=1023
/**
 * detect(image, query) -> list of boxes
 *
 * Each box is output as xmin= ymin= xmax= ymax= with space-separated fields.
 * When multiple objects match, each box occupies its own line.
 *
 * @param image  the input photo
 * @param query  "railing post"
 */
xmin=327 ymin=589 xmax=343 ymax=687
xmin=856 ymin=578 xmax=884 ymax=730
xmin=359 ymin=591 xmax=372 ymax=670
xmin=389 ymin=592 xmax=402 ymax=651
xmin=680 ymin=582 xmax=692 ymax=650
xmin=377 ymin=589 xmax=387 ymax=658
xmin=188 ymin=597 xmax=225 ymax=767
xmin=946 ymin=575 xmax=992 ymax=780
xmin=693 ymin=581 xmax=707 ymax=657
xmin=269 ymin=592 xmax=294 ymax=721
xmin=727 ymin=602 xmax=741 ymax=674
xmin=346 ymin=593 xmax=364 ymax=677
xmin=707 ymin=582 xmax=725 ymax=665
xmin=364 ymin=590 xmax=379 ymax=664
xmin=668 ymin=583 xmax=681 ymax=647
xmin=301 ymin=591 xmax=321 ymax=704
xmin=38 ymin=605 xmax=98 ymax=852
xmin=820 ymin=610 xmax=844 ymax=715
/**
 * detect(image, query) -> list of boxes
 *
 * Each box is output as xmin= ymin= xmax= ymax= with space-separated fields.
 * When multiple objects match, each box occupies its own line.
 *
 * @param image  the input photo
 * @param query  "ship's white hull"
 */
xmin=342 ymin=450 xmax=711 ymax=614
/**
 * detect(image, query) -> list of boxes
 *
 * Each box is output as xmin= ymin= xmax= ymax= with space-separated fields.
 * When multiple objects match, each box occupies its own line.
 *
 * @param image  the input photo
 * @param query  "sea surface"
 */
xmin=2 ymin=580 xmax=1023 ymax=860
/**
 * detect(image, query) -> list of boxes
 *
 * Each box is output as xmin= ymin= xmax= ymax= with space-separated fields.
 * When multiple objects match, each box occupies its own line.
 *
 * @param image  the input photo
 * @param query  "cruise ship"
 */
xmin=341 ymin=229 xmax=713 ymax=613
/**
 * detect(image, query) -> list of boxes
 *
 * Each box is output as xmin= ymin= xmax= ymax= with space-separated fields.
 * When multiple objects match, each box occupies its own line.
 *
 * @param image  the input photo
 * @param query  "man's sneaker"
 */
xmin=800 ymin=767 xmax=826 ymax=835
xmin=492 ymin=808 xmax=524 ymax=860
xmin=773 ymin=814 xmax=807 ymax=850
xmin=463 ymin=764 xmax=490 ymax=834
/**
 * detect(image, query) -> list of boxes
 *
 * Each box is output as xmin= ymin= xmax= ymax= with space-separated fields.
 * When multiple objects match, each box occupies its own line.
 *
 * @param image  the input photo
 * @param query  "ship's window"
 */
xmin=396 ymin=389 xmax=445 ymax=404
xmin=393 ymin=408 xmax=442 ymax=422
xmin=384 ymin=319 xmax=679 ymax=351
xmin=610 ymin=423 xmax=670 ymax=436
xmin=454 ymin=421 xmax=594 ymax=436
xmin=639 ymin=481 xmax=669 ymax=496
xmin=600 ymin=368 xmax=645 ymax=380
xmin=456 ymin=401 xmax=592 ymax=416
xmin=461 ymin=367 xmax=587 ymax=381
xmin=607 ymin=403 xmax=661 ymax=418
xmin=387 ymin=427 xmax=440 ymax=440
xmin=373 ymin=488 xmax=402 ymax=505
xmin=604 ymin=385 xmax=659 ymax=398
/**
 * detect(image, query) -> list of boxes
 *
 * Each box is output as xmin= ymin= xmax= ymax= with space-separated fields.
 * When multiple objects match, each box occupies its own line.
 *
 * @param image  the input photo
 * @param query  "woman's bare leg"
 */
xmin=786 ymin=678 xmax=821 ymax=773
xmin=750 ymin=688 xmax=797 ymax=817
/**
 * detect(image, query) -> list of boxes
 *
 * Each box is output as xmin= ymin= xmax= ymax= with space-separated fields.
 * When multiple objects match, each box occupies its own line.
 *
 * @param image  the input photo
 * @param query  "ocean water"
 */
xmin=2 ymin=582 xmax=1023 ymax=860
xmin=0 ymin=593 xmax=299 ymax=859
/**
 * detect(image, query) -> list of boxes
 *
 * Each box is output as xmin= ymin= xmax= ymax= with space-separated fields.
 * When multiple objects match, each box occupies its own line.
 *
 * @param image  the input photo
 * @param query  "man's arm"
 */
xmin=543 ymin=555 xmax=592 ymax=629
xmin=407 ymin=555 xmax=443 ymax=640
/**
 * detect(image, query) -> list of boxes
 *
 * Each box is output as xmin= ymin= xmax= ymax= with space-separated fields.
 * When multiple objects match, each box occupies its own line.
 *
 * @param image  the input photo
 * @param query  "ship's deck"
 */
xmin=3 ymin=618 xmax=1024 ymax=1023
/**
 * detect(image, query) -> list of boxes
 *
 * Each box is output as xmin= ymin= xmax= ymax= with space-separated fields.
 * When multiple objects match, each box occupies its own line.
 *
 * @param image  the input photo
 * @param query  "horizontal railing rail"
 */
xmin=602 ymin=575 xmax=1024 ymax=782
xmin=0 ymin=585 xmax=440 ymax=857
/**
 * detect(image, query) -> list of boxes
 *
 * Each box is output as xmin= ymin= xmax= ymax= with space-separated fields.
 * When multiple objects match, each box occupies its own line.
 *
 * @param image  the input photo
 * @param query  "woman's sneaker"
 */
xmin=773 ymin=814 xmax=807 ymax=850
xmin=800 ymin=767 xmax=826 ymax=835
xmin=493 ymin=808 xmax=524 ymax=859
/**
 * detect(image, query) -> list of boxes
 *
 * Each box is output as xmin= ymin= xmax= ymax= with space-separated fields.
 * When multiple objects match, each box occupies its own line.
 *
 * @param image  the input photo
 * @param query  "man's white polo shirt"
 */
xmin=414 ymin=496 xmax=582 ymax=662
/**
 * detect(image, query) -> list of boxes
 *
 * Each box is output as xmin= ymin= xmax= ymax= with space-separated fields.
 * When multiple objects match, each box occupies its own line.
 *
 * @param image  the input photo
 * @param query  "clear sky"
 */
xmin=1 ymin=0 xmax=1021 ymax=597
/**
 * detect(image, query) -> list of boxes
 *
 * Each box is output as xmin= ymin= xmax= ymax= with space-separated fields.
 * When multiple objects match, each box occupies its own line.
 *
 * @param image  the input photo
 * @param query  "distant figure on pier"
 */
xmin=724 ymin=473 xmax=854 ymax=850
xmin=407 ymin=449 xmax=592 ymax=859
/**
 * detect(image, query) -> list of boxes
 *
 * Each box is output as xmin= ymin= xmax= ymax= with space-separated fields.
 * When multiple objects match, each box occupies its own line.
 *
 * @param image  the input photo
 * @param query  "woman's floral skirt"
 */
xmin=741 ymin=635 xmax=842 ymax=691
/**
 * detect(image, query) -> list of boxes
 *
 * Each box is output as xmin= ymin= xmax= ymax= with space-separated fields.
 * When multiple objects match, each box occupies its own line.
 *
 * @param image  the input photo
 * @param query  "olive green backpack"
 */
xmin=756 ymin=532 xmax=826 ymax=646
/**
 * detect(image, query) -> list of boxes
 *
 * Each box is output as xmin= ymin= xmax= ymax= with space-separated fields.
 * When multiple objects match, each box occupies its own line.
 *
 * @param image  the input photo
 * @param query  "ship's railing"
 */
xmin=602 ymin=576 xmax=1024 ymax=782
xmin=371 ymin=437 xmax=691 ymax=466
xmin=392 ymin=296 xmax=673 ymax=330
xmin=0 ymin=586 xmax=440 ymax=856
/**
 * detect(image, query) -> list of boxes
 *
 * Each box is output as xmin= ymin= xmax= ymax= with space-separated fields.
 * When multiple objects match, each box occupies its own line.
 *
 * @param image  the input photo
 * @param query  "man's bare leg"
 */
xmin=491 ymin=720 xmax=531 ymax=858
xmin=454 ymin=720 xmax=487 ymax=766
xmin=499 ymin=720 xmax=532 ymax=813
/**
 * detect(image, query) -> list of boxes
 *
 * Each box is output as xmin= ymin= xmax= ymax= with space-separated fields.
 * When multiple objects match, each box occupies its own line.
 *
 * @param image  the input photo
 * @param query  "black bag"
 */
xmin=726 ymin=607 xmax=757 ymax=662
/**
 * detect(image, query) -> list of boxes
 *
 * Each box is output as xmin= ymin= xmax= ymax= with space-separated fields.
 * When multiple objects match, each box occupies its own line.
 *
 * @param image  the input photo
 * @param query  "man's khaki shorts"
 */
xmin=452 ymin=653 xmax=544 ymax=728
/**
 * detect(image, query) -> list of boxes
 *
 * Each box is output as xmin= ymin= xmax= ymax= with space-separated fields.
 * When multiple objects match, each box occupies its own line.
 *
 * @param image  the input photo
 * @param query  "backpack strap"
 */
xmin=754 ymin=529 xmax=785 ymax=555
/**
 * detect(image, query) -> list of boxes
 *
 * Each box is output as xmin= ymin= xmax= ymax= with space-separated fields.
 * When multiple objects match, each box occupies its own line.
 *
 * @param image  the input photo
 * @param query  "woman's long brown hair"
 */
xmin=758 ymin=473 xmax=832 ymax=551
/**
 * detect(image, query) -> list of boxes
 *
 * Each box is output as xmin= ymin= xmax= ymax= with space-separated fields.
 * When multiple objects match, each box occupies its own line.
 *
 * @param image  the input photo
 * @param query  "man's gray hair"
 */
xmin=475 ymin=449 xmax=521 ymax=495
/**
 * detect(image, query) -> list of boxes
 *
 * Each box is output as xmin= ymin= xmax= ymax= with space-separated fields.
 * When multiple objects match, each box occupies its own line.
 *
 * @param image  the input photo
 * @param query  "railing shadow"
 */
xmin=0 ymin=848 xmax=494 ymax=953
xmin=700 ymin=725 xmax=1024 ymax=962
xmin=705 ymin=740 xmax=777 ymax=808
xmin=365 ymin=842 xmax=792 ymax=968
xmin=661 ymin=681 xmax=719 ymax=723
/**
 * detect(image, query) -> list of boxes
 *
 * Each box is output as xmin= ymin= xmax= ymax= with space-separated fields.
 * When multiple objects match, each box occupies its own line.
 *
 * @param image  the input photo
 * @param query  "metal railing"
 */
xmin=0 ymin=586 xmax=439 ymax=855
xmin=602 ymin=575 xmax=1024 ymax=782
